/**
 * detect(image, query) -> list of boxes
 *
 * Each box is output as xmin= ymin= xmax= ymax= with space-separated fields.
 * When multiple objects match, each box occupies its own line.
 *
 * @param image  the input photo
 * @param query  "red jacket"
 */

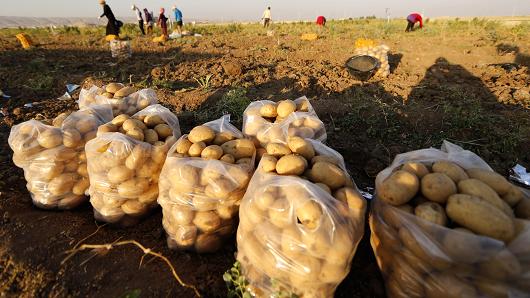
xmin=407 ymin=13 xmax=423 ymax=28
xmin=316 ymin=16 xmax=326 ymax=25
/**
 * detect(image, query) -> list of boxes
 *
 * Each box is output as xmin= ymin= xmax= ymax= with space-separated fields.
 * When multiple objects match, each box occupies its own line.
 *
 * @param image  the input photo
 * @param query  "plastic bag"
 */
xmin=354 ymin=40 xmax=390 ymax=78
xmin=371 ymin=141 xmax=530 ymax=297
xmin=242 ymin=97 xmax=326 ymax=147
xmin=158 ymin=115 xmax=255 ymax=252
xmin=8 ymin=105 xmax=113 ymax=209
xmin=86 ymin=104 xmax=181 ymax=226
xmin=110 ymin=40 xmax=131 ymax=59
xmin=236 ymin=139 xmax=366 ymax=298
xmin=78 ymin=84 xmax=158 ymax=116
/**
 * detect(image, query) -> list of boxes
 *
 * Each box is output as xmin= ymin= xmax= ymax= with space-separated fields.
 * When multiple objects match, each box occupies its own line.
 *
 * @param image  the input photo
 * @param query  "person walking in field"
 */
xmin=172 ymin=6 xmax=184 ymax=35
xmin=406 ymin=13 xmax=423 ymax=32
xmin=158 ymin=8 xmax=169 ymax=38
xmin=144 ymin=8 xmax=154 ymax=34
xmin=262 ymin=7 xmax=272 ymax=27
xmin=99 ymin=0 xmax=121 ymax=36
xmin=131 ymin=5 xmax=145 ymax=35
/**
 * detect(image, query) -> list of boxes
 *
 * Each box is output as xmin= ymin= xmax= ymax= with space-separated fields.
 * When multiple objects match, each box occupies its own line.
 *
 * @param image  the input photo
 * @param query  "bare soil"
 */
xmin=1 ymin=23 xmax=529 ymax=297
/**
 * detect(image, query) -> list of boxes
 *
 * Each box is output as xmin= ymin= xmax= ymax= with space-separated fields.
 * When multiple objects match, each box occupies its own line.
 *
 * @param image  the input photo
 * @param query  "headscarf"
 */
xmin=160 ymin=8 xmax=165 ymax=14
xmin=99 ymin=0 xmax=106 ymax=4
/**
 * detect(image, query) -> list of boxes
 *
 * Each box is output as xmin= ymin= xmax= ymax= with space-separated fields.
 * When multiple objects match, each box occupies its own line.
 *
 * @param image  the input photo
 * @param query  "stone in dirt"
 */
xmin=221 ymin=61 xmax=242 ymax=76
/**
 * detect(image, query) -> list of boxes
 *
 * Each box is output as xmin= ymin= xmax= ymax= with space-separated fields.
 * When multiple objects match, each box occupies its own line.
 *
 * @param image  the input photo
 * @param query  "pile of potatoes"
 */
xmin=242 ymin=98 xmax=326 ymax=146
xmin=78 ymin=83 xmax=157 ymax=115
xmin=86 ymin=105 xmax=180 ymax=226
xmin=236 ymin=137 xmax=366 ymax=297
xmin=372 ymin=159 xmax=530 ymax=297
xmin=354 ymin=44 xmax=391 ymax=78
xmin=8 ymin=106 xmax=113 ymax=209
xmin=158 ymin=119 xmax=255 ymax=253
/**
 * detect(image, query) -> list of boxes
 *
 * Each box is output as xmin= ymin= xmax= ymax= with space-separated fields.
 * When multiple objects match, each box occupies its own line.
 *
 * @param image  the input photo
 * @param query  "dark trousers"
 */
xmin=406 ymin=20 xmax=415 ymax=32
xmin=138 ymin=20 xmax=145 ymax=35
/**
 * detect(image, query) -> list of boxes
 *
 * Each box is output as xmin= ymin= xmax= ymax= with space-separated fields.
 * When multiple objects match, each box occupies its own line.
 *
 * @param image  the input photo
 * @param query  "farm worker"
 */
xmin=131 ymin=5 xmax=145 ymax=35
xmin=316 ymin=16 xmax=327 ymax=27
xmin=99 ymin=0 xmax=121 ymax=36
xmin=262 ymin=7 xmax=272 ymax=28
xmin=406 ymin=13 xmax=423 ymax=32
xmin=144 ymin=8 xmax=154 ymax=34
xmin=158 ymin=8 xmax=169 ymax=38
xmin=172 ymin=6 xmax=183 ymax=35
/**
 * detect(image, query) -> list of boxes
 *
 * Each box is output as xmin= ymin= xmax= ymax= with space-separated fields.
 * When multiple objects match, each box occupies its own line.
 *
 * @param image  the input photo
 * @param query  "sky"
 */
xmin=2 ymin=0 xmax=529 ymax=21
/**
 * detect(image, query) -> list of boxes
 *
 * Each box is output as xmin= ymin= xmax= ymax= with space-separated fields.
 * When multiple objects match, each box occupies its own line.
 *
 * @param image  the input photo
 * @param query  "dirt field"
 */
xmin=1 ymin=19 xmax=529 ymax=297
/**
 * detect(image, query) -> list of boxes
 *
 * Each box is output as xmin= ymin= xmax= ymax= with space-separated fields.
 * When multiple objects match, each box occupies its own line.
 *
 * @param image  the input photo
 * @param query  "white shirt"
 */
xmin=262 ymin=9 xmax=271 ymax=19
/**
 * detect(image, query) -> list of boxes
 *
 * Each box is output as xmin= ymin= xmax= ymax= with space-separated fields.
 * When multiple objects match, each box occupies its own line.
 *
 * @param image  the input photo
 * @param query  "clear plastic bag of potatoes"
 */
xmin=371 ymin=140 xmax=530 ymax=298
xmin=8 ymin=105 xmax=114 ymax=209
xmin=86 ymin=104 xmax=181 ymax=226
xmin=236 ymin=139 xmax=366 ymax=298
xmin=242 ymin=97 xmax=327 ymax=147
xmin=158 ymin=115 xmax=255 ymax=253
xmin=78 ymin=83 xmax=158 ymax=115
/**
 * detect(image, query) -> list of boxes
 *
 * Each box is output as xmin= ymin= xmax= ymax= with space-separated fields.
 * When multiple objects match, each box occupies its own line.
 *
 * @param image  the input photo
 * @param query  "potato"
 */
xmin=117 ymin=178 xmax=149 ymax=198
xmin=221 ymin=139 xmax=255 ymax=159
xmin=515 ymin=197 xmax=530 ymax=219
xmin=111 ymin=114 xmax=130 ymax=126
xmin=201 ymin=145 xmax=223 ymax=160
xmin=204 ymin=178 xmax=235 ymax=200
xmin=289 ymin=254 xmax=321 ymax=283
xmin=170 ymin=206 xmax=195 ymax=225
xmin=268 ymin=198 xmax=291 ymax=228
xmin=213 ymin=132 xmax=235 ymax=145
xmin=121 ymin=200 xmax=146 ymax=215
xmin=295 ymin=200 xmax=322 ymax=229
xmin=188 ymin=141 xmax=206 ymax=157
xmin=432 ymin=161 xmax=468 ymax=183
xmin=387 ymin=259 xmax=425 ymax=298
xmin=37 ymin=129 xmax=63 ymax=148
xmin=446 ymin=194 xmax=515 ymax=242
xmin=443 ymin=229 xmax=483 ymax=264
xmin=125 ymin=144 xmax=150 ymax=170
xmin=52 ymin=112 xmax=69 ymax=127
xmin=62 ymin=129 xmax=82 ymax=148
xmin=48 ymin=173 xmax=76 ymax=196
xmin=77 ymin=163 xmax=88 ymax=177
xmin=105 ymin=82 xmax=124 ymax=93
xmin=195 ymin=233 xmax=222 ymax=253
xmin=276 ymin=154 xmax=307 ymax=176
xmin=188 ymin=125 xmax=215 ymax=144
xmin=311 ymin=155 xmax=339 ymax=166
xmin=466 ymin=168 xmax=511 ymax=196
xmin=193 ymin=211 xmax=221 ymax=233
xmin=458 ymin=179 xmax=513 ymax=217
xmin=171 ymin=225 xmax=198 ymax=248
xmin=108 ymin=165 xmax=135 ymax=184
xmin=309 ymin=162 xmax=347 ymax=190
xmin=424 ymin=272 xmax=477 ymax=298
xmin=502 ymin=185 xmax=523 ymax=207
xmin=114 ymin=86 xmax=135 ymax=97
xmin=288 ymin=127 xmax=315 ymax=139
xmin=420 ymin=173 xmax=457 ymax=203
xmin=398 ymin=227 xmax=451 ymax=270
xmin=378 ymin=170 xmax=420 ymax=205
xmin=402 ymin=162 xmax=430 ymax=178
xmin=175 ymin=137 xmax=193 ymax=154
xmin=236 ymin=158 xmax=252 ymax=166
xmin=32 ymin=162 xmax=64 ymax=181
xmin=97 ymin=123 xmax=118 ymax=136
xmin=169 ymin=164 xmax=199 ymax=187
xmin=243 ymin=120 xmax=263 ymax=136
xmin=277 ymin=100 xmax=297 ymax=118
xmin=154 ymin=124 xmax=172 ymax=138
xmin=192 ymin=195 xmax=218 ymax=211
xmin=281 ymin=228 xmax=304 ymax=255
xmin=265 ymin=143 xmax=291 ymax=157
xmin=83 ymin=131 xmax=97 ymax=143
xmin=414 ymin=202 xmax=447 ymax=226
xmin=126 ymin=127 xmax=144 ymax=141
xmin=287 ymin=136 xmax=315 ymax=160
xmin=138 ymin=185 xmax=158 ymax=204
xmin=315 ymin=183 xmax=331 ymax=194
xmin=479 ymin=249 xmax=522 ymax=280
xmin=143 ymin=114 xmax=165 ymax=127
xmin=137 ymin=162 xmax=159 ymax=178
xmin=144 ymin=129 xmax=158 ymax=144
xmin=219 ymin=154 xmax=235 ymax=164
xmin=297 ymin=99 xmax=310 ymax=112
xmin=72 ymin=178 xmax=90 ymax=195
xmin=334 ymin=187 xmax=366 ymax=215
xmin=123 ymin=119 xmax=147 ymax=131
xmin=259 ymin=103 xmax=277 ymax=118
xmin=75 ymin=118 xmax=97 ymax=134
xmin=303 ymin=117 xmax=322 ymax=130
xmin=137 ymin=98 xmax=150 ymax=110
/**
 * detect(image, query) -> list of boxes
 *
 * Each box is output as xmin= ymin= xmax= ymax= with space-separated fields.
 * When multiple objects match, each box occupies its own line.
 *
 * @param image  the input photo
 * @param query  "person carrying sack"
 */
xmin=131 ymin=5 xmax=145 ymax=35
xmin=98 ymin=0 xmax=121 ymax=37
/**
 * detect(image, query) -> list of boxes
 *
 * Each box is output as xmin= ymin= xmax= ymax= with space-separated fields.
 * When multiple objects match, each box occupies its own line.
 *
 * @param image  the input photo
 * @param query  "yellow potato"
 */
xmin=276 ymin=154 xmax=307 ymax=176
xmin=443 ymin=228 xmax=484 ymax=263
xmin=334 ymin=187 xmax=366 ymax=212
xmin=402 ymin=162 xmax=430 ymax=178
xmin=52 ymin=112 xmax=69 ymax=127
xmin=37 ymin=129 xmax=63 ymax=149
xmin=123 ymin=119 xmax=147 ymax=131
xmin=201 ymin=145 xmax=223 ymax=160
xmin=62 ymin=129 xmax=82 ymax=148
xmin=192 ymin=195 xmax=218 ymax=211
xmin=48 ymin=173 xmax=77 ymax=196
xmin=138 ymin=185 xmax=158 ymax=204
xmin=72 ymin=178 xmax=90 ymax=195
xmin=117 ymin=178 xmax=149 ymax=198
xmin=121 ymin=200 xmax=147 ymax=215
xmin=311 ymin=155 xmax=339 ymax=166
xmin=259 ymin=103 xmax=277 ymax=118
xmin=204 ymin=178 xmax=235 ymax=200
xmin=446 ymin=194 xmax=515 ymax=242
xmin=502 ymin=185 xmax=523 ymax=207
xmin=125 ymin=144 xmax=151 ymax=170
xmin=188 ymin=141 xmax=206 ymax=157
xmin=479 ymin=249 xmax=522 ymax=280
xmin=219 ymin=154 xmax=235 ymax=164
xmin=108 ymin=165 xmax=135 ymax=184
xmin=466 ymin=168 xmax=512 ymax=195
xmin=188 ymin=125 xmax=215 ymax=144
xmin=75 ymin=118 xmax=97 ymax=134
xmin=151 ymin=144 xmax=167 ymax=164
xmin=420 ymin=173 xmax=457 ymax=203
xmin=259 ymin=154 xmax=277 ymax=172
xmin=144 ymin=129 xmax=159 ymax=144
xmin=295 ymin=199 xmax=322 ymax=229
xmin=265 ymin=143 xmax=291 ymax=157
xmin=515 ymin=197 xmax=530 ymax=219
xmin=105 ymin=82 xmax=124 ymax=93
xmin=288 ymin=127 xmax=315 ymax=139
xmin=414 ymin=202 xmax=447 ymax=226
xmin=287 ymin=136 xmax=315 ymax=160
xmin=458 ymin=179 xmax=513 ymax=217
xmin=378 ymin=170 xmax=420 ymax=205
xmin=114 ymin=86 xmax=136 ymax=97
xmin=136 ymin=162 xmax=159 ymax=178
xmin=315 ymin=183 xmax=331 ymax=194
xmin=77 ymin=163 xmax=88 ymax=177
xmin=217 ymin=204 xmax=239 ymax=220
xmin=154 ymin=124 xmax=172 ymax=138
xmin=432 ymin=161 xmax=468 ymax=183
xmin=175 ymin=137 xmax=193 ymax=154
xmin=97 ymin=123 xmax=118 ymax=136
xmin=126 ymin=127 xmax=144 ymax=141
xmin=111 ymin=114 xmax=130 ymax=126
xmin=143 ymin=114 xmax=165 ymax=127
xmin=221 ymin=139 xmax=255 ymax=159
xmin=268 ymin=198 xmax=291 ymax=228
xmin=297 ymin=99 xmax=310 ymax=112
xmin=236 ymin=157 xmax=252 ymax=166
xmin=213 ymin=131 xmax=236 ymax=145
xmin=398 ymin=227 xmax=451 ymax=270
xmin=277 ymin=99 xmax=297 ymax=118
xmin=309 ymin=162 xmax=347 ymax=190
xmin=193 ymin=211 xmax=221 ymax=233
xmin=242 ymin=120 xmax=263 ymax=136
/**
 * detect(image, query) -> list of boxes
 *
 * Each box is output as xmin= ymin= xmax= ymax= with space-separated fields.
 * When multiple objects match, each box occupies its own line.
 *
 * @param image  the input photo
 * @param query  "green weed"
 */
xmin=194 ymin=74 xmax=213 ymax=90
